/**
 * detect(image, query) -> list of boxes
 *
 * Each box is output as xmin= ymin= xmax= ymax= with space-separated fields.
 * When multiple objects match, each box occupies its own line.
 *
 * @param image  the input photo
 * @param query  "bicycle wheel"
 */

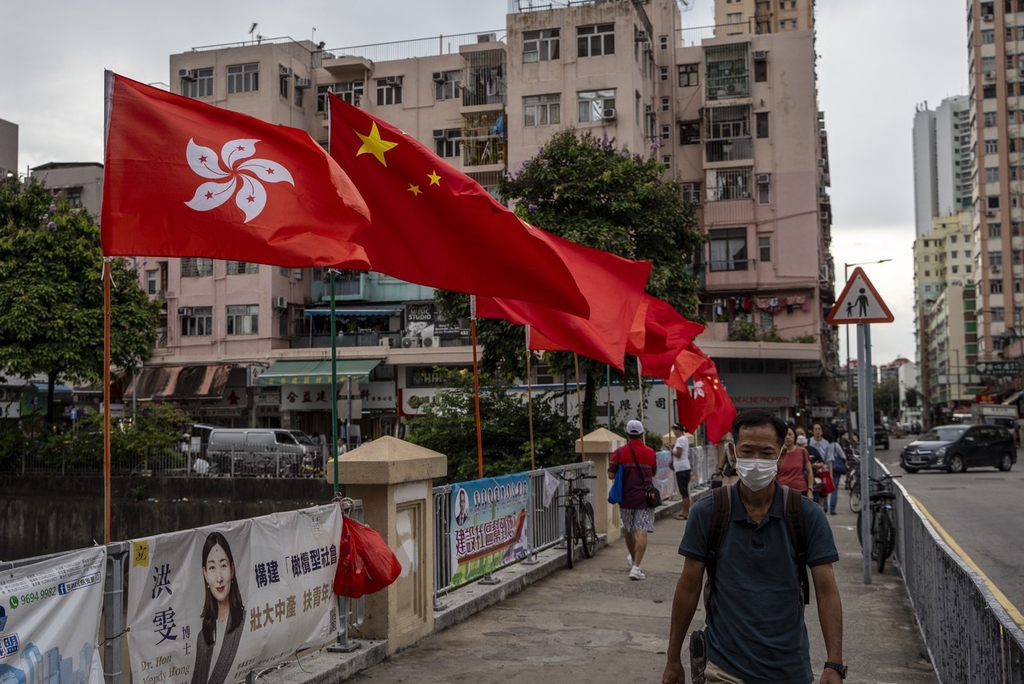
xmin=565 ymin=505 xmax=577 ymax=569
xmin=881 ymin=509 xmax=896 ymax=560
xmin=856 ymin=509 xmax=863 ymax=549
xmin=580 ymin=502 xmax=598 ymax=558
xmin=875 ymin=512 xmax=891 ymax=573
xmin=850 ymin=486 xmax=862 ymax=514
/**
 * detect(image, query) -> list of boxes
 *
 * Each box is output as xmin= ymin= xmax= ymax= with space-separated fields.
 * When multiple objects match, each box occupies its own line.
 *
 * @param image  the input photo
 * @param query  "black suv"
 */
xmin=874 ymin=424 xmax=889 ymax=450
xmin=900 ymin=424 xmax=1017 ymax=473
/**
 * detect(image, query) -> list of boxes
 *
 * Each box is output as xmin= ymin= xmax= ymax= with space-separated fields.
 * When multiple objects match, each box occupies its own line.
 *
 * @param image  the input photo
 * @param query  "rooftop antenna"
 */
xmin=249 ymin=22 xmax=258 ymax=42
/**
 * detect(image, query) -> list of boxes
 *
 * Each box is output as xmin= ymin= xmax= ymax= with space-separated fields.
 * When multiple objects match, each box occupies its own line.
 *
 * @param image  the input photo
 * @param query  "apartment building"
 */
xmin=0 ymin=117 xmax=16 ymax=180
xmin=912 ymin=96 xmax=972 ymax=239
xmin=130 ymin=0 xmax=835 ymax=433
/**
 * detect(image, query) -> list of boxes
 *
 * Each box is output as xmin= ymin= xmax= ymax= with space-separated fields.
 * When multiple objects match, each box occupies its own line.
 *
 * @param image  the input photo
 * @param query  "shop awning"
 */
xmin=304 ymin=308 xmax=404 ymax=317
xmin=258 ymin=359 xmax=382 ymax=386
xmin=124 ymin=365 xmax=233 ymax=400
xmin=30 ymin=383 xmax=72 ymax=394
xmin=1003 ymin=390 xmax=1022 ymax=405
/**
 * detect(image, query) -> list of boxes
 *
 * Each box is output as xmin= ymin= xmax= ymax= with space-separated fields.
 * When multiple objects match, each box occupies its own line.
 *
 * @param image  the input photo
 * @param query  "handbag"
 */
xmin=628 ymin=446 xmax=662 ymax=508
xmin=608 ymin=464 xmax=625 ymax=504
xmin=813 ymin=470 xmax=836 ymax=495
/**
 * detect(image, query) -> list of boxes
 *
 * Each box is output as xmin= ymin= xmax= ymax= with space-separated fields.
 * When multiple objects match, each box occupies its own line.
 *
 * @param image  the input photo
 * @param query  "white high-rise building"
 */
xmin=912 ymin=96 xmax=971 ymax=238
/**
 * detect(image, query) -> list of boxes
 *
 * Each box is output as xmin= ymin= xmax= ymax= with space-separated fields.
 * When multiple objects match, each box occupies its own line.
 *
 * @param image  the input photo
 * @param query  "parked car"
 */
xmin=206 ymin=428 xmax=316 ymax=475
xmin=874 ymin=424 xmax=890 ymax=450
xmin=900 ymin=424 xmax=1017 ymax=473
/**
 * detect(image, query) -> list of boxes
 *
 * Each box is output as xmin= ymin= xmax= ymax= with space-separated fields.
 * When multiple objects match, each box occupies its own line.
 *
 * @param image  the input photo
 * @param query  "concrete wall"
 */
xmin=0 ymin=476 xmax=335 ymax=560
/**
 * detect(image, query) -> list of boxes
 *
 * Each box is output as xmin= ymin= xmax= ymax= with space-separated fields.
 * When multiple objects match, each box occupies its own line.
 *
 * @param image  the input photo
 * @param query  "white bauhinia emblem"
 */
xmin=184 ymin=138 xmax=295 ymax=223
xmin=691 ymin=380 xmax=706 ymax=399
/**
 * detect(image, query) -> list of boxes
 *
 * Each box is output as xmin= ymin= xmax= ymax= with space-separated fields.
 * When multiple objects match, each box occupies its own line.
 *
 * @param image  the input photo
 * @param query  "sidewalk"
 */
xmin=263 ymin=486 xmax=937 ymax=684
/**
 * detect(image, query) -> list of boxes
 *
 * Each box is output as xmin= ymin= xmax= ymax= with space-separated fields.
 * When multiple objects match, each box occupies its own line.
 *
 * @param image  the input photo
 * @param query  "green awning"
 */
xmin=258 ymin=359 xmax=382 ymax=386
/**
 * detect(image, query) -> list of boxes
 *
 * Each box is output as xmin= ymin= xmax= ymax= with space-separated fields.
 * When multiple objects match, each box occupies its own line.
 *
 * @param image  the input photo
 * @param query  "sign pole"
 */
xmin=857 ymin=323 xmax=874 ymax=585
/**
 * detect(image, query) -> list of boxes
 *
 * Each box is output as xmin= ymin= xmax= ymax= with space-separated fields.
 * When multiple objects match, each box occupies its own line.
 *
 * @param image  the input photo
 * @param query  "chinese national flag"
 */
xmin=101 ymin=73 xmax=370 ymax=267
xmin=475 ymin=231 xmax=651 ymax=369
xmin=328 ymin=96 xmax=589 ymax=318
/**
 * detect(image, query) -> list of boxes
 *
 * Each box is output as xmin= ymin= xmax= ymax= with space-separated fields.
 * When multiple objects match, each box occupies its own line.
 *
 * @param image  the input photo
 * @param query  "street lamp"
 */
xmin=843 ymin=260 xmax=892 ymax=436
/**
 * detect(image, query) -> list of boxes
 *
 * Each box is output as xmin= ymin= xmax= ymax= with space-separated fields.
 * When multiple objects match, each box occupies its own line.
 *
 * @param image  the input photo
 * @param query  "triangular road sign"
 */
xmin=827 ymin=267 xmax=894 ymax=325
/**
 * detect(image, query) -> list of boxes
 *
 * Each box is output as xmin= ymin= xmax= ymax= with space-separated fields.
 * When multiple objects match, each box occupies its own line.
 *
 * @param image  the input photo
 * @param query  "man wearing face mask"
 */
xmin=662 ymin=410 xmax=845 ymax=684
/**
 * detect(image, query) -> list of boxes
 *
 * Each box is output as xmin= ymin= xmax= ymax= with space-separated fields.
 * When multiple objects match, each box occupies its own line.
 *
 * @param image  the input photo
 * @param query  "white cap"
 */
xmin=626 ymin=420 xmax=644 ymax=437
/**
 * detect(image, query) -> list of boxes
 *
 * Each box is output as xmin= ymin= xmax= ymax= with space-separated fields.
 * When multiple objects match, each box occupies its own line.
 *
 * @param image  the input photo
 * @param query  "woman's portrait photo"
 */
xmin=191 ymin=531 xmax=245 ymax=684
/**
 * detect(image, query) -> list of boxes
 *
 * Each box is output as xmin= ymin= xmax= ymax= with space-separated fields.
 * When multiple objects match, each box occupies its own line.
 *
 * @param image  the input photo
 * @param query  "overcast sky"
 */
xmin=0 ymin=0 xmax=966 ymax=369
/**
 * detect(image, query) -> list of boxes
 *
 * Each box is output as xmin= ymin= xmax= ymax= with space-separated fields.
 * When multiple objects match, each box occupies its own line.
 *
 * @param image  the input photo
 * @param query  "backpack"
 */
xmin=703 ymin=484 xmax=809 ymax=612
xmin=831 ymin=446 xmax=847 ymax=476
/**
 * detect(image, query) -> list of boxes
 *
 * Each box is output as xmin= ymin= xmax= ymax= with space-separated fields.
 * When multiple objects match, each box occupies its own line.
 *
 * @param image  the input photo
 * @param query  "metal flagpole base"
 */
xmin=521 ymin=551 xmax=540 ymax=566
xmin=478 ymin=572 xmax=501 ymax=585
xmin=326 ymin=640 xmax=361 ymax=653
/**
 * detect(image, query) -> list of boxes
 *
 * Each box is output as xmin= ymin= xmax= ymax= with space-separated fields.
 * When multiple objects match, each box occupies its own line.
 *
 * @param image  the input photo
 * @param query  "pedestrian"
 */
xmin=810 ymin=423 xmax=837 ymax=514
xmin=608 ymin=419 xmax=657 ymax=581
xmin=661 ymin=410 xmax=845 ymax=684
xmin=670 ymin=423 xmax=691 ymax=520
xmin=713 ymin=430 xmax=738 ymax=487
xmin=778 ymin=425 xmax=814 ymax=497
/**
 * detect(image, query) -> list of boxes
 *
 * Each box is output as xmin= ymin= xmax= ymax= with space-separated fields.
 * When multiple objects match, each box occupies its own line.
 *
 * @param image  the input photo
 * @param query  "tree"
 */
xmin=436 ymin=130 xmax=704 ymax=431
xmin=0 ymin=176 xmax=160 ymax=423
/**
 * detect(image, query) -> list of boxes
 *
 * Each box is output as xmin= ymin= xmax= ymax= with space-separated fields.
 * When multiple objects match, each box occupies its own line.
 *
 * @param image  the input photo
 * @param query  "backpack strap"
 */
xmin=782 ymin=485 xmax=810 ymax=606
xmin=702 ymin=484 xmax=732 ymax=613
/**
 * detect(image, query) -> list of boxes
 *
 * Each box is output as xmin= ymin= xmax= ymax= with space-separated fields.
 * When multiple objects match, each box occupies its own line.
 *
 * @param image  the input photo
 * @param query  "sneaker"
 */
xmin=629 ymin=565 xmax=646 ymax=581
xmin=830 ymin=510 xmax=837 ymax=516
xmin=627 ymin=553 xmax=633 ymax=568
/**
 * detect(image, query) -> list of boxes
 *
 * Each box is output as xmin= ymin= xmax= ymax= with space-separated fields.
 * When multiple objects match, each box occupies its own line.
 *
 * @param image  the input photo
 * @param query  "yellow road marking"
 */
xmin=909 ymin=493 xmax=1024 ymax=626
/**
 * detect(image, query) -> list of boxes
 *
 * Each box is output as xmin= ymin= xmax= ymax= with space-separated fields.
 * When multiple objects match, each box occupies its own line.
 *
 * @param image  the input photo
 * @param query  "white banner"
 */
xmin=126 ymin=505 xmax=343 ymax=684
xmin=0 ymin=546 xmax=106 ymax=682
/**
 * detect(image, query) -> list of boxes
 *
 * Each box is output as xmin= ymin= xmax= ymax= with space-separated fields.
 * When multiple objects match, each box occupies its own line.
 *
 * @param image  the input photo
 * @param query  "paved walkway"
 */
xmin=339 ymin=489 xmax=938 ymax=684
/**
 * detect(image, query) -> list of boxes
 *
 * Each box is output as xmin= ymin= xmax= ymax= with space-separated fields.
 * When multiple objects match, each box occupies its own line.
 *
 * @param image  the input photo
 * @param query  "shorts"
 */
xmin=674 ymin=470 xmax=691 ymax=498
xmin=620 ymin=507 xmax=655 ymax=533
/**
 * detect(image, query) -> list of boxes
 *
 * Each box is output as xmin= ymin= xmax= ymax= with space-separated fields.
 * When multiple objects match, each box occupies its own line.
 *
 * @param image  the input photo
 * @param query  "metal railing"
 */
xmin=331 ymin=30 xmax=507 ymax=64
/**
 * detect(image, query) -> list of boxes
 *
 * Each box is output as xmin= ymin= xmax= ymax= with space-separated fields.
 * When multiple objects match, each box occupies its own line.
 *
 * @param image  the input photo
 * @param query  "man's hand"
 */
xmin=820 ymin=667 xmax=843 ymax=684
xmin=662 ymin=660 xmax=686 ymax=684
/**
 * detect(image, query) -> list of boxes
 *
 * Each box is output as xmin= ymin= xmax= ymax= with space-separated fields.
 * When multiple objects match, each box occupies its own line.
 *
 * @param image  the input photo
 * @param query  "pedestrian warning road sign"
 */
xmin=826 ymin=267 xmax=894 ymax=325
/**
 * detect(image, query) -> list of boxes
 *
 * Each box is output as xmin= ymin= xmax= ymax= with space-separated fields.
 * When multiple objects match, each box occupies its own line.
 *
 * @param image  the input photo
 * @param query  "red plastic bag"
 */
xmin=333 ymin=517 xmax=402 ymax=598
xmin=813 ymin=470 xmax=836 ymax=495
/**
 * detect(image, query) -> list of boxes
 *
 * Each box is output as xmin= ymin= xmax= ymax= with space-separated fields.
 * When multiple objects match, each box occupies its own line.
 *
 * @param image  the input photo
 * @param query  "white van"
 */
xmin=205 ymin=428 xmax=315 ymax=475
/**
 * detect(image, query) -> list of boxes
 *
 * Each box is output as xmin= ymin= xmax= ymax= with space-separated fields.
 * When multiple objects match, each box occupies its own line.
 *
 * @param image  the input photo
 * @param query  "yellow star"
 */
xmin=408 ymin=184 xmax=422 ymax=196
xmin=427 ymin=170 xmax=441 ymax=186
xmin=354 ymin=122 xmax=398 ymax=166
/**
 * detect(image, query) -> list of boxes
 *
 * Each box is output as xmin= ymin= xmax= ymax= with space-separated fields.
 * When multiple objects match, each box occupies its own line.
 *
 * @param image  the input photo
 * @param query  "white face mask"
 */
xmin=729 ymin=444 xmax=782 ymax=491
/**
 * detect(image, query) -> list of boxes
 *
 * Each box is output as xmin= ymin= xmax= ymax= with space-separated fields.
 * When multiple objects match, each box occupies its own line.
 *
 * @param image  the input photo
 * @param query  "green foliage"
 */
xmin=904 ymin=388 xmax=919 ymax=409
xmin=0 ymin=176 xmax=160 ymax=423
xmin=404 ymin=369 xmax=579 ymax=484
xmin=435 ymin=130 xmax=705 ymax=431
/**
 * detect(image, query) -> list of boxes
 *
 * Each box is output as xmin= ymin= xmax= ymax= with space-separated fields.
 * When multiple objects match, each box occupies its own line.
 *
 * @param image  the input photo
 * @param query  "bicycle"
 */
xmin=559 ymin=471 xmax=598 ymax=569
xmin=847 ymin=453 xmax=862 ymax=513
xmin=856 ymin=472 xmax=900 ymax=573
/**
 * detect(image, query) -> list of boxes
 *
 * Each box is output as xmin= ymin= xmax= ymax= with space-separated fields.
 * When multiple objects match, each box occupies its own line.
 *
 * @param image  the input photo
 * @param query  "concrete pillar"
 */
xmin=575 ymin=427 xmax=627 ymax=544
xmin=328 ymin=437 xmax=447 ymax=654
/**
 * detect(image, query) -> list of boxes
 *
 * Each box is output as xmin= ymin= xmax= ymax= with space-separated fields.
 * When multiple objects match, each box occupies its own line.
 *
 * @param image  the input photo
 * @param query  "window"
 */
xmin=524 ymin=93 xmax=561 ymax=127
xmin=279 ymin=309 xmax=290 ymax=337
xmin=661 ymin=124 xmax=671 ymax=140
xmin=986 ymin=139 xmax=999 ymax=154
xmin=984 ymin=84 xmax=997 ymax=99
xmin=990 ymin=250 xmax=1003 ymax=267
xmin=661 ymin=96 xmax=670 ymax=112
xmin=661 ymin=155 xmax=672 ymax=169
xmin=681 ymin=182 xmax=702 ymax=204
xmin=181 ymin=258 xmax=213 ymax=277
xmin=226 ymin=261 xmax=259 ymax=275
xmin=435 ymin=70 xmax=462 ymax=100
xmin=986 ymin=167 xmax=1000 ymax=182
xmin=659 ymin=34 xmax=669 ymax=50
xmin=316 ymin=84 xmax=334 ymax=113
xmin=146 ymin=270 xmax=158 ymax=295
xmin=64 ymin=187 xmax=83 ymax=208
xmin=726 ymin=12 xmax=743 ymax=24
xmin=335 ymin=80 xmax=364 ymax=105
xmin=709 ymin=228 xmax=748 ymax=271
xmin=984 ymin=111 xmax=997 ymax=127
xmin=952 ymin=250 xmax=959 ymax=258
xmin=434 ymin=130 xmax=462 ymax=158
xmin=293 ymin=83 xmax=304 ymax=108
xmin=678 ymin=64 xmax=699 ymax=87
xmin=227 ymin=63 xmax=259 ymax=94
xmin=523 ymin=28 xmax=561 ymax=62
xmin=983 ymin=30 xmax=995 ymax=44
xmin=758 ymin=236 xmax=771 ymax=262
xmin=924 ymin=270 xmax=930 ymax=276
xmin=708 ymin=167 xmax=753 ymax=201
xmin=757 ymin=174 xmax=771 ymax=204
xmin=754 ymin=59 xmax=767 ymax=82
xmin=991 ymin=279 xmax=1004 ymax=294
xmin=181 ymin=306 xmax=213 ymax=337
xmin=756 ymin=112 xmax=769 ymax=138
xmin=226 ymin=305 xmax=259 ymax=335
xmin=577 ymin=23 xmax=615 ymax=57
xmin=376 ymin=77 xmax=403 ymax=106
xmin=988 ymin=196 xmax=1000 ymax=209
xmin=182 ymin=68 xmax=213 ymax=98
xmin=680 ymin=120 xmax=701 ymax=144
xmin=279 ymin=74 xmax=289 ymax=99
xmin=989 ymin=223 xmax=1002 ymax=237
xmin=577 ymin=89 xmax=616 ymax=122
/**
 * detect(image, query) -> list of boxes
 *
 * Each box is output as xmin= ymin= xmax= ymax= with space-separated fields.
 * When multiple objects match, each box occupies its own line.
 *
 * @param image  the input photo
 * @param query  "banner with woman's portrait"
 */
xmin=125 ymin=504 xmax=343 ymax=684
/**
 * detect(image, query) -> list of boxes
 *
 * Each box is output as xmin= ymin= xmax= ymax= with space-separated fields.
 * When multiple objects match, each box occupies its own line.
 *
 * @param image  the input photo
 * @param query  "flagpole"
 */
xmin=103 ymin=258 xmax=112 ymax=545
xmin=607 ymin=364 xmax=612 ymax=428
xmin=637 ymin=357 xmax=645 ymax=422
xmin=575 ymin=353 xmax=585 ymax=462
xmin=526 ymin=326 xmax=536 ymax=470
xmin=330 ymin=269 xmax=340 ymax=494
xmin=471 ymin=296 xmax=484 ymax=478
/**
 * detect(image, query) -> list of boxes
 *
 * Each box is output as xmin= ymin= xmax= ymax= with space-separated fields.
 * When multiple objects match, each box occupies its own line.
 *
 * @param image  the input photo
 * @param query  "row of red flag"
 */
xmin=99 ymin=73 xmax=735 ymax=439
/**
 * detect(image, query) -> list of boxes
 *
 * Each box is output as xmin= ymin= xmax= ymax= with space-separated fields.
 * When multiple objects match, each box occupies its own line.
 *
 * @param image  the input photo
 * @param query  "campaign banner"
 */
xmin=0 ymin=546 xmax=106 ymax=683
xmin=654 ymin=449 xmax=677 ymax=500
xmin=126 ymin=504 xmax=343 ymax=684
xmin=450 ymin=473 xmax=530 ymax=587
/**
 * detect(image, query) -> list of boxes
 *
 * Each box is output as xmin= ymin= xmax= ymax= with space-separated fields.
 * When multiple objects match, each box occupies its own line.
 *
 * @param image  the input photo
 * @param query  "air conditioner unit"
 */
xmin=819 ymin=129 xmax=827 ymax=137
xmin=379 ymin=338 xmax=393 ymax=348
xmin=421 ymin=336 xmax=441 ymax=348
xmin=602 ymin=108 xmax=617 ymax=120
xmin=645 ymin=104 xmax=654 ymax=114
xmin=992 ymin=265 xmax=1001 ymax=272
xmin=984 ymin=72 xmax=996 ymax=81
xmin=433 ymin=129 xmax=446 ymax=139
xmin=983 ymin=13 xmax=995 ymax=20
xmin=178 ymin=69 xmax=195 ymax=81
xmin=753 ymin=50 xmax=768 ymax=60
xmin=400 ymin=336 xmax=420 ymax=348
xmin=818 ymin=158 xmax=826 ymax=167
xmin=177 ymin=307 xmax=194 ymax=316
xmin=385 ymin=76 xmax=401 ymax=86
xmin=295 ymin=77 xmax=312 ymax=89
xmin=279 ymin=66 xmax=293 ymax=76
xmin=272 ymin=296 xmax=288 ymax=310
xmin=432 ymin=71 xmax=445 ymax=83
xmin=635 ymin=29 xmax=649 ymax=42
xmin=477 ymin=33 xmax=496 ymax=43
xmin=757 ymin=173 xmax=771 ymax=184
xmin=987 ymin=211 xmax=996 ymax=217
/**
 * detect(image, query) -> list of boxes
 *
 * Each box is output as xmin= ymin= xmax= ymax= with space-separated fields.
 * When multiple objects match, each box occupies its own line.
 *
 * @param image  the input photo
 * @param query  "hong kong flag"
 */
xmin=101 ymin=72 xmax=370 ymax=267
xmin=677 ymin=360 xmax=737 ymax=442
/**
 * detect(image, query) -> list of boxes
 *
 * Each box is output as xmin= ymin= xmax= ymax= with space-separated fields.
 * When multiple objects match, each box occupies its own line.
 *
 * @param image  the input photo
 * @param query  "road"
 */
xmin=871 ymin=433 xmax=1024 ymax=617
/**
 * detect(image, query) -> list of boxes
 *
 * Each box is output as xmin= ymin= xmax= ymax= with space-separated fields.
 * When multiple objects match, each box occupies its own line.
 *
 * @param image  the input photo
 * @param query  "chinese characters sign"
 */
xmin=126 ymin=505 xmax=343 ymax=684
xmin=449 ymin=473 xmax=530 ymax=588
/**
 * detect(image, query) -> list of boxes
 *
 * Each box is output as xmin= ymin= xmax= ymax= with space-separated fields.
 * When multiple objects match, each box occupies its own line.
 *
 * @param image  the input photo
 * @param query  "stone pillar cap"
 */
xmin=575 ymin=427 xmax=627 ymax=454
xmin=326 ymin=437 xmax=447 ymax=485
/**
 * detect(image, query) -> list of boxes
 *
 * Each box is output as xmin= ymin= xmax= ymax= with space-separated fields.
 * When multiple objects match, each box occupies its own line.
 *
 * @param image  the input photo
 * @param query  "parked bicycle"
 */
xmin=856 ymin=472 xmax=900 ymax=573
xmin=559 ymin=471 xmax=598 ymax=569
xmin=847 ymin=452 xmax=863 ymax=513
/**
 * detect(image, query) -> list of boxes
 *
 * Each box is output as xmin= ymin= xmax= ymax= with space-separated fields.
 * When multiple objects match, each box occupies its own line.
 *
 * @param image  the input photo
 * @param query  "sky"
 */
xmin=0 ymin=0 xmax=968 ymax=368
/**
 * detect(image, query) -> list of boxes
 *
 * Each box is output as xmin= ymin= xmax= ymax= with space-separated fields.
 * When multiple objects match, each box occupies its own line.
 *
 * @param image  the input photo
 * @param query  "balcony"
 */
xmin=705 ymin=137 xmax=752 ymax=163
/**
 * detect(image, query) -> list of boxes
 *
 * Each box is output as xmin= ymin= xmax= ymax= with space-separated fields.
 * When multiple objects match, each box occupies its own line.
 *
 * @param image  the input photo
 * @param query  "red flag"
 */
xmin=676 ymin=360 xmax=737 ymax=442
xmin=627 ymin=295 xmax=704 ymax=358
xmin=328 ymin=96 xmax=588 ymax=318
xmin=475 ymin=231 xmax=651 ymax=369
xmin=101 ymin=73 xmax=370 ymax=267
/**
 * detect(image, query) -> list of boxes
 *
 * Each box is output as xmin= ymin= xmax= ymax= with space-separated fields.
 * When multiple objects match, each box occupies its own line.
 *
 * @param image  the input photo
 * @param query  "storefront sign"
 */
xmin=281 ymin=383 xmax=362 ymax=414
xmin=360 ymin=381 xmax=396 ymax=410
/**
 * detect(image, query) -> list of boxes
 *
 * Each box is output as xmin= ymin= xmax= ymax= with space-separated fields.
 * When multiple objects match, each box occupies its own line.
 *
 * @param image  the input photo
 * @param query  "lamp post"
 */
xmin=843 ymin=260 xmax=892 ymax=436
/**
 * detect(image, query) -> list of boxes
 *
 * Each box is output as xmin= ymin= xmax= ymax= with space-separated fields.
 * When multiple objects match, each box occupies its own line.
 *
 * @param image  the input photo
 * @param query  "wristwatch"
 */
xmin=823 ymin=662 xmax=847 ymax=679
